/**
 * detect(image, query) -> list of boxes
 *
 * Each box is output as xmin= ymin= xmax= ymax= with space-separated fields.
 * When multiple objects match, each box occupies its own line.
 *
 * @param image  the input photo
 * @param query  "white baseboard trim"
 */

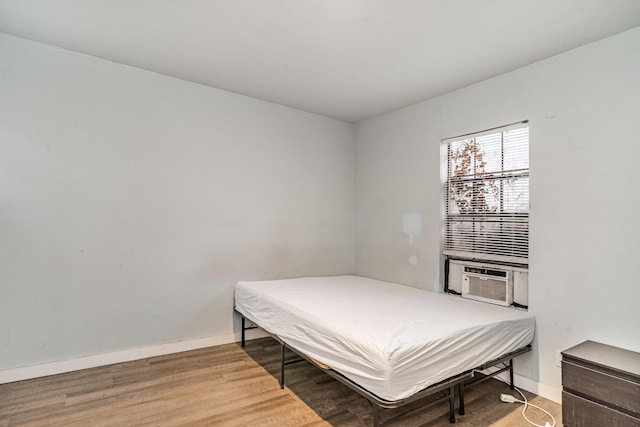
xmin=0 ymin=328 xmax=269 ymax=385
xmin=495 ymin=371 xmax=562 ymax=404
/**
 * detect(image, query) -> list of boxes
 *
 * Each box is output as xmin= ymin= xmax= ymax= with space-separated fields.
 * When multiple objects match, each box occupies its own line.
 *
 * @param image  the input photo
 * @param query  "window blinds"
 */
xmin=442 ymin=122 xmax=529 ymax=264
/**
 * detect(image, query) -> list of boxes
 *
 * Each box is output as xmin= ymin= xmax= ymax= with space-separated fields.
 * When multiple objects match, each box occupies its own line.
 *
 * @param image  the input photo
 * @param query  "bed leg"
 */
xmin=448 ymin=385 xmax=456 ymax=423
xmin=280 ymin=343 xmax=285 ymax=389
xmin=372 ymin=404 xmax=381 ymax=427
xmin=241 ymin=316 xmax=246 ymax=348
xmin=458 ymin=382 xmax=465 ymax=415
xmin=509 ymin=359 xmax=514 ymax=390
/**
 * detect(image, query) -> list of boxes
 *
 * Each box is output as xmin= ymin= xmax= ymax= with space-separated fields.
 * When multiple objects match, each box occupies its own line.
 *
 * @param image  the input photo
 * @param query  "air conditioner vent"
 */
xmin=462 ymin=268 xmax=513 ymax=306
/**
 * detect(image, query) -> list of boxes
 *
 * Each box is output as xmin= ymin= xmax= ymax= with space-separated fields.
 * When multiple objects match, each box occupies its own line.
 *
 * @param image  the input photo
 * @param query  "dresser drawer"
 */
xmin=562 ymin=360 xmax=640 ymax=415
xmin=563 ymin=391 xmax=640 ymax=427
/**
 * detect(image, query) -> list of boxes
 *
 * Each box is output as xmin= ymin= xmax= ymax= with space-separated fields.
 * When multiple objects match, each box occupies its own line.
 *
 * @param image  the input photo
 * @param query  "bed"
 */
xmin=234 ymin=275 xmax=534 ymax=425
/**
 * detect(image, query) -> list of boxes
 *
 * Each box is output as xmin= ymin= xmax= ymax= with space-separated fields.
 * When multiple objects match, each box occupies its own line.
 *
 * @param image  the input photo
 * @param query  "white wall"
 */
xmin=0 ymin=33 xmax=354 ymax=371
xmin=355 ymin=27 xmax=640 ymax=400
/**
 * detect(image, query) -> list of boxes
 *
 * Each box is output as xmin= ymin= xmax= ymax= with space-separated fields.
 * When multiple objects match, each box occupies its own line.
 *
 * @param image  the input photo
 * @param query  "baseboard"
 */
xmin=0 ymin=328 xmax=269 ymax=384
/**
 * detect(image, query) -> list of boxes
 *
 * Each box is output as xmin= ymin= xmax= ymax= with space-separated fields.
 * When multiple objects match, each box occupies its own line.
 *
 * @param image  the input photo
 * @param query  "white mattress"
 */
xmin=234 ymin=275 xmax=534 ymax=401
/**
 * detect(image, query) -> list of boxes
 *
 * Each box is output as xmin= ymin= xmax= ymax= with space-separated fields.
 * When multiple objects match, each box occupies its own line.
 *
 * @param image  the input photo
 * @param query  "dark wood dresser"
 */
xmin=562 ymin=340 xmax=640 ymax=427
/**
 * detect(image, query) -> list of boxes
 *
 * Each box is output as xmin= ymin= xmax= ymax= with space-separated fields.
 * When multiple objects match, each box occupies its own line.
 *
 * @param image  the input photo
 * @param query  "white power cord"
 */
xmin=500 ymin=387 xmax=556 ymax=427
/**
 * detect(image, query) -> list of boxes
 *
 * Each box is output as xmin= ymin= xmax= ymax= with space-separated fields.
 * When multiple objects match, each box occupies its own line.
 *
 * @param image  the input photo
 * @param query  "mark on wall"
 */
xmin=403 ymin=212 xmax=422 ymax=245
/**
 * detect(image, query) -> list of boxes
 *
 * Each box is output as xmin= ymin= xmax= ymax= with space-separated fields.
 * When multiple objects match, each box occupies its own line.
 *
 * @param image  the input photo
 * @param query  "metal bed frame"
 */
xmin=238 ymin=312 xmax=531 ymax=426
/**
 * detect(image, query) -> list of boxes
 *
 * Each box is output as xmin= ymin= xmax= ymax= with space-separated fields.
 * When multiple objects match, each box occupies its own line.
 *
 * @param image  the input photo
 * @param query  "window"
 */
xmin=441 ymin=122 xmax=529 ymax=265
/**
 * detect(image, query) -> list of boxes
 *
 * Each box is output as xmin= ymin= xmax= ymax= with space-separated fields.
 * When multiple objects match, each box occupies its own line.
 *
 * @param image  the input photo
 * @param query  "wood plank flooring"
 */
xmin=0 ymin=338 xmax=561 ymax=426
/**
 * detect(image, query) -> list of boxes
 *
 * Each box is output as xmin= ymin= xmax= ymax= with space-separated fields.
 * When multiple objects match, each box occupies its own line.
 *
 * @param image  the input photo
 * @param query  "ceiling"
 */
xmin=1 ymin=1 xmax=639 ymax=123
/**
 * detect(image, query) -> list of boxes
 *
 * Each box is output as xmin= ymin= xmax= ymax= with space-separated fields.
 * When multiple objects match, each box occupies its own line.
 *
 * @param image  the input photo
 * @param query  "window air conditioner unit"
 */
xmin=461 ymin=266 xmax=513 ymax=306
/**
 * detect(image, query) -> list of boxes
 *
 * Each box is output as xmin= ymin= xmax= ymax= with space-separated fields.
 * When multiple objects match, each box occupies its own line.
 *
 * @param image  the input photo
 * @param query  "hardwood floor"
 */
xmin=0 ymin=338 xmax=561 ymax=426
